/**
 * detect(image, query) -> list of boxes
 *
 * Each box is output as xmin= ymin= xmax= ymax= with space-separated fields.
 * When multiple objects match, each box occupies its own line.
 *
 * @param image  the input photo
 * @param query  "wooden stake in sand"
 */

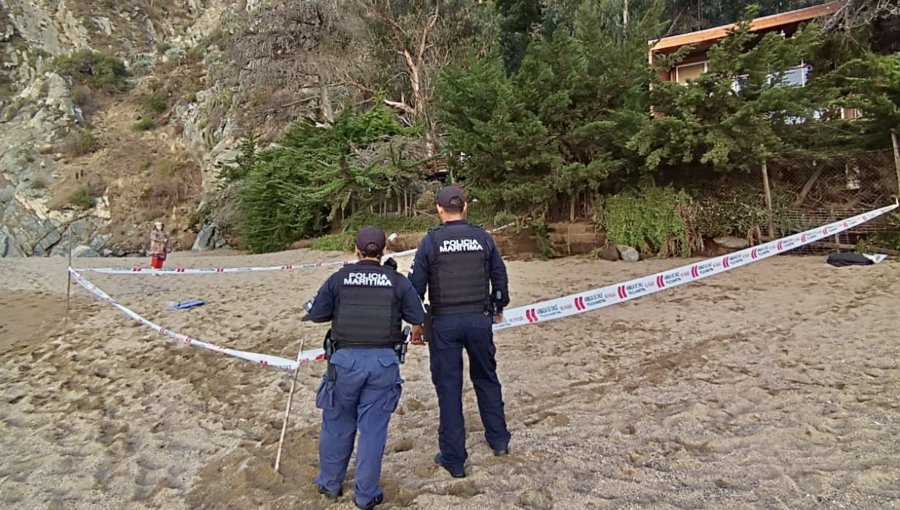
xmin=274 ymin=339 xmax=306 ymax=473
xmin=64 ymin=226 xmax=73 ymax=345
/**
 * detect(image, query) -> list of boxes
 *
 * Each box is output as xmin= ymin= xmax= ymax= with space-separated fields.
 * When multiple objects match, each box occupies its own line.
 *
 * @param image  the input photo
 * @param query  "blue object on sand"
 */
xmin=169 ymin=299 xmax=206 ymax=310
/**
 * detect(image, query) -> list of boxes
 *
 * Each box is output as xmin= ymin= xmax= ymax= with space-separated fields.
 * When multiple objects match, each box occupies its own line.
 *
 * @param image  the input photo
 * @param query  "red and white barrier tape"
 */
xmin=69 ymin=268 xmax=325 ymax=370
xmin=73 ymin=249 xmax=419 ymax=275
xmin=68 ymin=205 xmax=896 ymax=372
xmin=494 ymin=203 xmax=897 ymax=330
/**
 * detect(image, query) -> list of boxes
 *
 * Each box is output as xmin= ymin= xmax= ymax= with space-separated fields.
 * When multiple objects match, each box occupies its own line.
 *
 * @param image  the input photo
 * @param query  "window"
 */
xmin=732 ymin=63 xmax=811 ymax=94
xmin=771 ymin=64 xmax=811 ymax=88
xmin=675 ymin=61 xmax=708 ymax=85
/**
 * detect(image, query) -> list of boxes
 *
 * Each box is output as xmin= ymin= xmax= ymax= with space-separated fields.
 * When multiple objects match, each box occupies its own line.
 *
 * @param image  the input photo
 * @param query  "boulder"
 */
xmin=712 ymin=236 xmax=750 ymax=250
xmin=599 ymin=245 xmax=620 ymax=261
xmin=0 ymin=231 xmax=24 ymax=257
xmin=192 ymin=223 xmax=229 ymax=252
xmin=72 ymin=245 xmax=100 ymax=257
xmin=617 ymin=245 xmax=640 ymax=262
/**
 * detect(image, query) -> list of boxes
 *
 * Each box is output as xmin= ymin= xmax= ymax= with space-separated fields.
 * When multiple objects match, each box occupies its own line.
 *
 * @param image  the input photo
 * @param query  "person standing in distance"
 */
xmin=304 ymin=227 xmax=425 ymax=510
xmin=408 ymin=186 xmax=511 ymax=478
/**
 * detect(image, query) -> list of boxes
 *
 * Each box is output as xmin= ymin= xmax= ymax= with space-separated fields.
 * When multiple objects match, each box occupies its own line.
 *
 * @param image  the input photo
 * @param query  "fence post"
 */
xmin=761 ymin=160 xmax=776 ymax=239
xmin=892 ymin=131 xmax=900 ymax=198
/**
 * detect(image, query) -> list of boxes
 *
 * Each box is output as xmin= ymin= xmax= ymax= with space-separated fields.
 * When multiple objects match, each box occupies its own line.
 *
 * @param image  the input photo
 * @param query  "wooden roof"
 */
xmin=649 ymin=1 xmax=842 ymax=53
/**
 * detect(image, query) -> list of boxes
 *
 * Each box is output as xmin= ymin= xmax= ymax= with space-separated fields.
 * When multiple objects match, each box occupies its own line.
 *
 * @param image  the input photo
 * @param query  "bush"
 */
xmin=59 ymin=128 xmax=98 ymax=157
xmin=597 ymin=187 xmax=699 ymax=258
xmin=53 ymin=50 xmax=128 ymax=92
xmin=69 ymin=186 xmax=95 ymax=209
xmin=132 ymin=117 xmax=154 ymax=131
xmin=238 ymin=104 xmax=416 ymax=253
xmin=141 ymin=90 xmax=168 ymax=115
xmin=29 ymin=177 xmax=48 ymax=190
xmin=312 ymin=233 xmax=355 ymax=252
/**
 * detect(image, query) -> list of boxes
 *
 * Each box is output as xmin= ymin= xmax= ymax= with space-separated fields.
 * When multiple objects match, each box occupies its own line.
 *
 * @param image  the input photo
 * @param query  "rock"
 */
xmin=599 ymin=245 xmax=620 ymax=261
xmin=192 ymin=223 xmax=226 ymax=252
xmin=89 ymin=233 xmax=112 ymax=252
xmin=72 ymin=245 xmax=99 ymax=257
xmin=102 ymin=249 xmax=113 ymax=257
xmin=712 ymin=236 xmax=750 ymax=250
xmin=31 ymin=228 xmax=62 ymax=256
xmin=0 ymin=231 xmax=24 ymax=257
xmin=617 ymin=245 xmax=640 ymax=262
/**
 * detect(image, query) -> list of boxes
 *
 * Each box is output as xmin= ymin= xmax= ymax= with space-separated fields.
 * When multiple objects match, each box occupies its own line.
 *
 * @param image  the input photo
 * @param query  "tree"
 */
xmin=359 ymin=0 xmax=495 ymax=153
xmin=832 ymin=52 xmax=900 ymax=148
xmin=438 ymin=0 xmax=659 ymax=218
xmin=629 ymin=12 xmax=829 ymax=172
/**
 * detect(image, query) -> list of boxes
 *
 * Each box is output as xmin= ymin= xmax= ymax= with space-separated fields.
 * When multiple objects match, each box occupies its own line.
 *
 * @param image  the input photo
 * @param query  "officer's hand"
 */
xmin=410 ymin=324 xmax=425 ymax=345
xmin=493 ymin=312 xmax=504 ymax=324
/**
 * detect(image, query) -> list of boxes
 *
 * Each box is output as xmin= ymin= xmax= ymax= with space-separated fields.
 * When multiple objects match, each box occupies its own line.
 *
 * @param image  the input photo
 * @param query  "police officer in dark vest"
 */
xmin=408 ymin=186 xmax=511 ymax=478
xmin=304 ymin=227 xmax=425 ymax=509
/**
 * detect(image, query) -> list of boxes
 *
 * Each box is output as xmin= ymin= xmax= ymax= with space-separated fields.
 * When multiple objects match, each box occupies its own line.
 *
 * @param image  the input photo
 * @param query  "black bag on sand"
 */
xmin=826 ymin=253 xmax=874 ymax=267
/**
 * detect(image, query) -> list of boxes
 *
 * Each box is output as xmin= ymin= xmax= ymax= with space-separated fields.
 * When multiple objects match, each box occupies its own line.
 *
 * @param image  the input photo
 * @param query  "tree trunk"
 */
xmin=892 ymin=130 xmax=900 ymax=197
xmin=320 ymin=81 xmax=334 ymax=124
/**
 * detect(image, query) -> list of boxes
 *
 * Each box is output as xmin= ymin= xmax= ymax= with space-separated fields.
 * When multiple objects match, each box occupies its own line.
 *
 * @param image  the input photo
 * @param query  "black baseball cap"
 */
xmin=356 ymin=227 xmax=386 ymax=254
xmin=436 ymin=186 xmax=466 ymax=208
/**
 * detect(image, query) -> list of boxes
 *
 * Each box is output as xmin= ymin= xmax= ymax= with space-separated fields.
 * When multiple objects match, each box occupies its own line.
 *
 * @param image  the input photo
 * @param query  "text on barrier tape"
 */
xmin=68 ymin=204 xmax=897 ymax=372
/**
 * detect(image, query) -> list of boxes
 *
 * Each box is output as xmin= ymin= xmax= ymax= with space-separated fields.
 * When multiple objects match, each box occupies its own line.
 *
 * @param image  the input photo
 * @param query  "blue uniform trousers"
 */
xmin=315 ymin=348 xmax=403 ymax=506
xmin=429 ymin=313 xmax=511 ymax=470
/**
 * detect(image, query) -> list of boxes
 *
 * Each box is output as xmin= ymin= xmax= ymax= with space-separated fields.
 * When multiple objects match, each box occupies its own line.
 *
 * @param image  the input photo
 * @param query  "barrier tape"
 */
xmin=494 ymin=203 xmax=897 ymax=330
xmin=69 ymin=268 xmax=324 ymax=370
xmin=74 ymin=249 xmax=419 ymax=275
xmin=72 ymin=224 xmax=515 ymax=276
xmin=68 ymin=204 xmax=896 ymax=372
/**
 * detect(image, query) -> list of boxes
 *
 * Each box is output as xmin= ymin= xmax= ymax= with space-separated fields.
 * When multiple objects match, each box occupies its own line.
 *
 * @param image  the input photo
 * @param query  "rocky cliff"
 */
xmin=0 ymin=0 xmax=363 ymax=257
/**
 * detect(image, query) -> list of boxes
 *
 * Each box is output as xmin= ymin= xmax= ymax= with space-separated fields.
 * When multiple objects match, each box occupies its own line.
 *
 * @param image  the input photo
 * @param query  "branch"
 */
xmin=417 ymin=0 xmax=441 ymax=65
xmin=384 ymin=98 xmax=416 ymax=116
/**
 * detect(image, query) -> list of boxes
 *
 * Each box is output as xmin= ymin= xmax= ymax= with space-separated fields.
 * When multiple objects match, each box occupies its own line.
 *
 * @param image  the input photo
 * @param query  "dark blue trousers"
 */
xmin=429 ymin=313 xmax=510 ymax=470
xmin=315 ymin=348 xmax=403 ymax=507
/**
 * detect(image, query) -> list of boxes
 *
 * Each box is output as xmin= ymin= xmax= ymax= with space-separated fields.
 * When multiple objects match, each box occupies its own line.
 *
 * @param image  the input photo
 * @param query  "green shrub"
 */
xmin=29 ymin=177 xmax=48 ymax=190
xmin=142 ymin=90 xmax=168 ymax=115
xmin=69 ymin=186 xmax=95 ymax=209
xmin=59 ymin=128 xmax=98 ymax=157
xmin=132 ymin=117 xmax=154 ymax=131
xmin=53 ymin=50 xmax=128 ymax=92
xmin=238 ymin=104 xmax=416 ymax=253
xmin=312 ymin=233 xmax=355 ymax=252
xmin=597 ymin=187 xmax=697 ymax=258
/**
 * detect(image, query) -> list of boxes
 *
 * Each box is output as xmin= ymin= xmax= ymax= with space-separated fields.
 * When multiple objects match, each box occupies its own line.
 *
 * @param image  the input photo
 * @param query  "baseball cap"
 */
xmin=436 ymin=186 xmax=466 ymax=208
xmin=356 ymin=227 xmax=386 ymax=255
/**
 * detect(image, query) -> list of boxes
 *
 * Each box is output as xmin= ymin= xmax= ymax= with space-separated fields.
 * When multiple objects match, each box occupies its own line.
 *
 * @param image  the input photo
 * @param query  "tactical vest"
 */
xmin=428 ymin=223 xmax=490 ymax=315
xmin=332 ymin=264 xmax=403 ymax=347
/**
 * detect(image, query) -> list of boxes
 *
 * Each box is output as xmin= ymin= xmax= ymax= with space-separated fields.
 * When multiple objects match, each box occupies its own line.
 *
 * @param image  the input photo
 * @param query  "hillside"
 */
xmin=0 ymin=0 xmax=365 ymax=257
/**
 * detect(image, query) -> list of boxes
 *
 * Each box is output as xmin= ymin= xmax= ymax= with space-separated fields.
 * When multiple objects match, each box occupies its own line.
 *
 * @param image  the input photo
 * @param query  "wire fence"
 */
xmin=766 ymin=148 xmax=900 ymax=240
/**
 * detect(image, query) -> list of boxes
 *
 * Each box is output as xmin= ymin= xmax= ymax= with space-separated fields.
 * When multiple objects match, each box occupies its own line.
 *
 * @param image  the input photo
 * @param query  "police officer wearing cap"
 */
xmin=304 ymin=227 xmax=425 ymax=509
xmin=408 ymin=186 xmax=511 ymax=478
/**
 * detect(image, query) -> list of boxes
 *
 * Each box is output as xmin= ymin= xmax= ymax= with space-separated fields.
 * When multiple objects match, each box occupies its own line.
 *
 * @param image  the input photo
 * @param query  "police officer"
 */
xmin=408 ymin=186 xmax=511 ymax=478
xmin=304 ymin=227 xmax=425 ymax=509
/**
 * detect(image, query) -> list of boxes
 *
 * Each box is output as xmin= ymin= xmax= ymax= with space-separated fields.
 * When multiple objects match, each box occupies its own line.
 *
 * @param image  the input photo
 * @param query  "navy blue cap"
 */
xmin=356 ymin=227 xmax=386 ymax=254
xmin=436 ymin=186 xmax=466 ymax=208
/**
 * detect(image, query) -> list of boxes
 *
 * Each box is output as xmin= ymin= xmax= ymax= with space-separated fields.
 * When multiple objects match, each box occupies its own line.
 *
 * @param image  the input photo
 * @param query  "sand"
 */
xmin=0 ymin=249 xmax=898 ymax=510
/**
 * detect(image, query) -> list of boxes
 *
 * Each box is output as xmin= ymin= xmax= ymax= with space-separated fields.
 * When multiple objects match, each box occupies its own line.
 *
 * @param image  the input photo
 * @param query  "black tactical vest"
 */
xmin=428 ymin=223 xmax=490 ymax=315
xmin=332 ymin=264 xmax=403 ymax=347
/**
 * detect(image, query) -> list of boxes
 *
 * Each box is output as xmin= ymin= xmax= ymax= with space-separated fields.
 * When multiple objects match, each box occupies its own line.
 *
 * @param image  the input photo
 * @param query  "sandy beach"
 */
xmin=1 ymin=249 xmax=898 ymax=509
